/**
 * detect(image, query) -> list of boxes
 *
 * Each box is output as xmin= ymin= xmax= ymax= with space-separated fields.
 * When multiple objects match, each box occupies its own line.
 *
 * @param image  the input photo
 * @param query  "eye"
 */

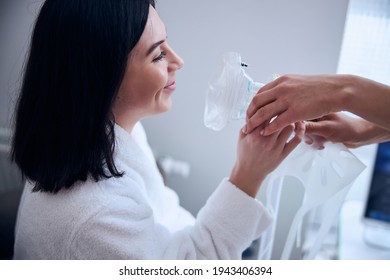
xmin=153 ymin=50 xmax=167 ymax=62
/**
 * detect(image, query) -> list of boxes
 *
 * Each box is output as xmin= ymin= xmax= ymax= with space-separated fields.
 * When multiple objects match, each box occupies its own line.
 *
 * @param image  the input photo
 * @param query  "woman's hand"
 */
xmin=230 ymin=121 xmax=305 ymax=197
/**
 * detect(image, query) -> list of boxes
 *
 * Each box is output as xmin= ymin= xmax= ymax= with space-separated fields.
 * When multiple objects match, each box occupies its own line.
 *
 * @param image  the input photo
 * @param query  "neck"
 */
xmin=114 ymin=112 xmax=140 ymax=134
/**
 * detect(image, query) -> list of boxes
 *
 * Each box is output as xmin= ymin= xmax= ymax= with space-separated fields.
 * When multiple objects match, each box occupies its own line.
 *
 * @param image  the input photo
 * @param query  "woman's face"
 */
xmin=114 ymin=6 xmax=184 ymax=131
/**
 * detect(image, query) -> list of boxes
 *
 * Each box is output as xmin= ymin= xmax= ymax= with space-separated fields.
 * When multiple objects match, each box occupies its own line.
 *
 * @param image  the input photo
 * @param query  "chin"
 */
xmin=154 ymin=91 xmax=173 ymax=112
xmin=162 ymin=102 xmax=172 ymax=112
xmin=161 ymin=96 xmax=173 ymax=111
xmin=153 ymin=103 xmax=172 ymax=115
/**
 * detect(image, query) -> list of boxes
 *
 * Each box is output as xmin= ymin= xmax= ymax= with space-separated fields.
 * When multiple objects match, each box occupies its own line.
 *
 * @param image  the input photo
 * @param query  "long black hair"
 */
xmin=11 ymin=0 xmax=155 ymax=193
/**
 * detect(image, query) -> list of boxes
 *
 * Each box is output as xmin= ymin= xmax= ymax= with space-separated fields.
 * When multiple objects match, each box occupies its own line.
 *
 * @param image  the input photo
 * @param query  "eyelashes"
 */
xmin=153 ymin=50 xmax=167 ymax=62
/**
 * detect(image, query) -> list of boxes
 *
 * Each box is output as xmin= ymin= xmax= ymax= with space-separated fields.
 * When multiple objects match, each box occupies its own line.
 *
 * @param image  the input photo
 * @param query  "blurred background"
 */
xmin=1 ymin=0 xmax=389 ymax=260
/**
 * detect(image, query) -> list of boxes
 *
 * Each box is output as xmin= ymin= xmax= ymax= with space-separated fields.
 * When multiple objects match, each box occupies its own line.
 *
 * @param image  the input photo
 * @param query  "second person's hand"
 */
xmin=243 ymin=74 xmax=347 ymax=136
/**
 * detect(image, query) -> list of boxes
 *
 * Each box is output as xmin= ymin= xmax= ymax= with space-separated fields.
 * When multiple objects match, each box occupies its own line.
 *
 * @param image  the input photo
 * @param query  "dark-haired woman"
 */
xmin=12 ymin=0 xmax=304 ymax=259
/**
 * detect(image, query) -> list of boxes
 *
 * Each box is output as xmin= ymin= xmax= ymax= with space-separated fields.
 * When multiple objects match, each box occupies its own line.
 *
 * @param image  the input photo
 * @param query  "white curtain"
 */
xmin=337 ymin=0 xmax=390 ymax=84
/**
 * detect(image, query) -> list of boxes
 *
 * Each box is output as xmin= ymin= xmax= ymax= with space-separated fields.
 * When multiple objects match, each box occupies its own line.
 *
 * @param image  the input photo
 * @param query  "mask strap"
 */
xmin=258 ymin=174 xmax=284 ymax=259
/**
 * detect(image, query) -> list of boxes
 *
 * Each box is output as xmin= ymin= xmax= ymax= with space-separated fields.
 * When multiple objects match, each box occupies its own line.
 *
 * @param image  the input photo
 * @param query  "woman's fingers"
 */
xmin=281 ymin=121 xmax=305 ymax=157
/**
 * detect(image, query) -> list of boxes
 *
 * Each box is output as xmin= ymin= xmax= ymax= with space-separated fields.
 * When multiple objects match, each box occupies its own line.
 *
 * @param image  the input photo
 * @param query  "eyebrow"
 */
xmin=145 ymin=39 xmax=165 ymax=57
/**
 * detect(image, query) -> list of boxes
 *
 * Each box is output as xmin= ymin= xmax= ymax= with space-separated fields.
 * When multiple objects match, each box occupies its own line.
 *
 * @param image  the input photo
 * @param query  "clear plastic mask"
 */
xmin=204 ymin=52 xmax=263 ymax=131
xmin=204 ymin=52 xmax=366 ymax=259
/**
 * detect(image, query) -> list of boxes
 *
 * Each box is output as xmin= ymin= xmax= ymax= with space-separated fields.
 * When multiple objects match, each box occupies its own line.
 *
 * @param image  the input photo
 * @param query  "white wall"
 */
xmin=0 ymin=0 xmax=349 ymax=259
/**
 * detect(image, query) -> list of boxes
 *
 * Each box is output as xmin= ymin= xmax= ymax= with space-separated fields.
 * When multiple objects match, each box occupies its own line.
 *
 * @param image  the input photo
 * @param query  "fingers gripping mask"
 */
xmin=204 ymin=52 xmax=366 ymax=259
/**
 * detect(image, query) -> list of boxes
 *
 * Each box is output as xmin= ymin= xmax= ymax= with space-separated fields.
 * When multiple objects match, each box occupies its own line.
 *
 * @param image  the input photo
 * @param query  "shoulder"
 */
xmin=68 ymin=178 xmax=157 ymax=259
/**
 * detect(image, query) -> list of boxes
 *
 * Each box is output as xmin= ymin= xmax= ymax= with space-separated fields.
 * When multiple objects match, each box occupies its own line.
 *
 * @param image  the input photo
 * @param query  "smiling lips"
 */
xmin=164 ymin=81 xmax=176 ymax=91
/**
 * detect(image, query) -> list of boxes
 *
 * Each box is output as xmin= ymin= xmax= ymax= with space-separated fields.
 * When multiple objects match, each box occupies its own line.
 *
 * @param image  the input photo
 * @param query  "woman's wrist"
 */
xmin=229 ymin=164 xmax=265 ymax=198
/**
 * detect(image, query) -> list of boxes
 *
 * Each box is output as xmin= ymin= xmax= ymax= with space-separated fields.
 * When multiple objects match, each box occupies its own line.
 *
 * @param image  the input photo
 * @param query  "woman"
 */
xmin=12 ymin=0 xmax=304 ymax=259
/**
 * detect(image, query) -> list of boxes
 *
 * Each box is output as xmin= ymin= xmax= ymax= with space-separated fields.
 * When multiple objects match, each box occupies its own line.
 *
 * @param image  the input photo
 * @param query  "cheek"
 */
xmin=119 ymin=70 xmax=166 ymax=105
xmin=141 ymin=68 xmax=167 ymax=101
xmin=118 ymin=65 xmax=168 ymax=108
xmin=150 ymin=68 xmax=167 ymax=90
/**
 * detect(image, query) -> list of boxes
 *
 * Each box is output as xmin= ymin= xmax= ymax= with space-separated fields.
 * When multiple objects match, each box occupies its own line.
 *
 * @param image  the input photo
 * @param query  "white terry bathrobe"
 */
xmin=13 ymin=122 xmax=272 ymax=259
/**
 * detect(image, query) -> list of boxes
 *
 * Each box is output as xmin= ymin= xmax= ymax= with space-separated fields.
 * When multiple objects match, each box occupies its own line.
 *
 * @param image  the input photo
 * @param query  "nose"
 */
xmin=168 ymin=47 xmax=184 ymax=71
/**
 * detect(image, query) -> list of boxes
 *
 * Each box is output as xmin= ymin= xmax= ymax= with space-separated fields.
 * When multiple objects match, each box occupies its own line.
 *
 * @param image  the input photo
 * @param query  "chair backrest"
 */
xmin=0 ymin=187 xmax=24 ymax=259
xmin=0 ymin=129 xmax=25 ymax=259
